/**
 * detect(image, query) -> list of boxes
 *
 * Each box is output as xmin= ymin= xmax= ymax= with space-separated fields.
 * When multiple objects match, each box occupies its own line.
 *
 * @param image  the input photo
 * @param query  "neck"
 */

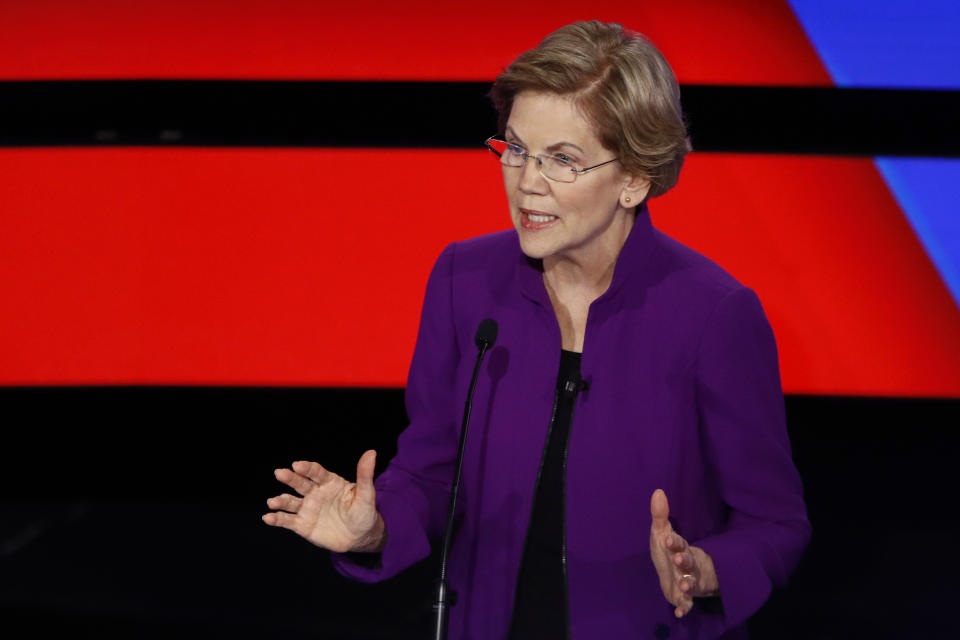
xmin=543 ymin=208 xmax=635 ymax=299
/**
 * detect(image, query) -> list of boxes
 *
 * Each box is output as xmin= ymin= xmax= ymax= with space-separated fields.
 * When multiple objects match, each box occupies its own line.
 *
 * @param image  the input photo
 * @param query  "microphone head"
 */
xmin=474 ymin=318 xmax=498 ymax=350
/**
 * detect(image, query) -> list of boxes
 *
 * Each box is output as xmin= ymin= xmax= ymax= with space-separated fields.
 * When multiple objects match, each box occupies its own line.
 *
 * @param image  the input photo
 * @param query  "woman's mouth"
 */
xmin=520 ymin=209 xmax=558 ymax=231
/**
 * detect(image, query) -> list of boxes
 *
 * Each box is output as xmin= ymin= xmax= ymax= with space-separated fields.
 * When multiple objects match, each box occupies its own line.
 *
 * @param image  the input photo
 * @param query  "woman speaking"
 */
xmin=263 ymin=21 xmax=809 ymax=640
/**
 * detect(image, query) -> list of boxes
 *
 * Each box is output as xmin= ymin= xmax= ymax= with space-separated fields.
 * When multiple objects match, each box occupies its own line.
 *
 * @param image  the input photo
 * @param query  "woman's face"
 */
xmin=502 ymin=91 xmax=644 ymax=263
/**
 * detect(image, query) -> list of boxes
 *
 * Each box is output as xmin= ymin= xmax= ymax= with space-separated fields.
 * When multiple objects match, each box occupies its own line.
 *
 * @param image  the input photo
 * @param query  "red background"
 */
xmin=0 ymin=1 xmax=828 ymax=84
xmin=3 ymin=1 xmax=958 ymax=396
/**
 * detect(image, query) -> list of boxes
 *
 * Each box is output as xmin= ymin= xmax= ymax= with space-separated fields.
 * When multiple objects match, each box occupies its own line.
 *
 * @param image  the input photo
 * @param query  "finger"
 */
xmin=355 ymin=450 xmax=377 ymax=505
xmin=673 ymin=550 xmax=695 ymax=572
xmin=673 ymin=588 xmax=694 ymax=616
xmin=666 ymin=532 xmax=688 ymax=552
xmin=266 ymin=493 xmax=302 ymax=513
xmin=274 ymin=467 xmax=315 ymax=497
xmin=679 ymin=572 xmax=697 ymax=593
xmin=261 ymin=510 xmax=301 ymax=531
xmin=650 ymin=489 xmax=671 ymax=533
xmin=292 ymin=460 xmax=330 ymax=484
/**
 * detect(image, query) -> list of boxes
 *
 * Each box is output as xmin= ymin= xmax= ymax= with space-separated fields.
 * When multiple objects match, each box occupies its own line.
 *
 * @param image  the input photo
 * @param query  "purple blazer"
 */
xmin=333 ymin=207 xmax=810 ymax=640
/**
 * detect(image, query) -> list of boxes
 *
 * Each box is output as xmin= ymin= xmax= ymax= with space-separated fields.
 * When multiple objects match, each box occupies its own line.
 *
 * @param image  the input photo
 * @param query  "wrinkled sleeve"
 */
xmin=692 ymin=287 xmax=811 ymax=629
xmin=331 ymin=243 xmax=462 ymax=582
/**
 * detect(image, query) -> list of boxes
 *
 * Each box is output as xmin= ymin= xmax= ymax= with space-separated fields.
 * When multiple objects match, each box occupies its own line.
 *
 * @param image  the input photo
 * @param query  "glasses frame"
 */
xmin=485 ymin=136 xmax=618 ymax=183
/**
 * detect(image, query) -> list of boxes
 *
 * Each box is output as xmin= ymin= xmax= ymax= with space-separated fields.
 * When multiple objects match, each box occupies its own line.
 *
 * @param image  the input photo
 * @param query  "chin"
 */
xmin=516 ymin=233 xmax=557 ymax=261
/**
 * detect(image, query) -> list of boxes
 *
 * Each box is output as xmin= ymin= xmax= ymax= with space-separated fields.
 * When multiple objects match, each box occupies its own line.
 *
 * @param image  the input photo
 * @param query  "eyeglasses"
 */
xmin=485 ymin=136 xmax=618 ymax=183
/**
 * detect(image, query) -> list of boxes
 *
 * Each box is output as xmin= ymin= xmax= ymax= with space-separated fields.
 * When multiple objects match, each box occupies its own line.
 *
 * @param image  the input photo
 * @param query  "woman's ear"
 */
xmin=621 ymin=174 xmax=651 ymax=208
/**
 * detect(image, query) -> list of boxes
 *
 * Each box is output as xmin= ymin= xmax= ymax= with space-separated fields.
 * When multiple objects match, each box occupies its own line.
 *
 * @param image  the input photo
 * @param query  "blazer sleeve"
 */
xmin=691 ymin=286 xmax=811 ymax=628
xmin=331 ymin=243 xmax=462 ymax=582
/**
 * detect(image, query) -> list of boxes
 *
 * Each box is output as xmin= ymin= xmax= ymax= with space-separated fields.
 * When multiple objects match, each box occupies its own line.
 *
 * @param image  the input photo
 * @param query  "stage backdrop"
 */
xmin=2 ymin=0 xmax=959 ymax=397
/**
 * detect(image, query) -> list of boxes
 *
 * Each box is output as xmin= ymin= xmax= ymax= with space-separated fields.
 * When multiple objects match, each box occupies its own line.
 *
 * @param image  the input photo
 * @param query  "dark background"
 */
xmin=1 ymin=388 xmax=958 ymax=638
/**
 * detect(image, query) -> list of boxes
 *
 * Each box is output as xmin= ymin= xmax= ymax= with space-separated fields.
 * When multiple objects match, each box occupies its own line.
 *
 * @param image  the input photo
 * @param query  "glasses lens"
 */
xmin=487 ymin=139 xmax=524 ymax=167
xmin=540 ymin=156 xmax=576 ymax=182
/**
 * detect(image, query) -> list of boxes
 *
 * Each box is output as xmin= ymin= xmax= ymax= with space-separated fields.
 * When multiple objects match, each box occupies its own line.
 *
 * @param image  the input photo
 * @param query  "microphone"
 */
xmin=433 ymin=318 xmax=498 ymax=640
xmin=474 ymin=318 xmax=498 ymax=350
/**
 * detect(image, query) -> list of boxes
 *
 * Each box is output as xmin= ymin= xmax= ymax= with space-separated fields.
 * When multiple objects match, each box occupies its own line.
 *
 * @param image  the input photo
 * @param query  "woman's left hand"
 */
xmin=649 ymin=489 xmax=720 ymax=618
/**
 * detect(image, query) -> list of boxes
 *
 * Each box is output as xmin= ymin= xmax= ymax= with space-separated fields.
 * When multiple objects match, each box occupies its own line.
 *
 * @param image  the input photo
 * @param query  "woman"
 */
xmin=263 ymin=21 xmax=809 ymax=639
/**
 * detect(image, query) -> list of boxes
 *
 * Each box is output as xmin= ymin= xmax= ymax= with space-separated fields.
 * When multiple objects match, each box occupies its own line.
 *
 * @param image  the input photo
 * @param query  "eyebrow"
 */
xmin=505 ymin=126 xmax=585 ymax=154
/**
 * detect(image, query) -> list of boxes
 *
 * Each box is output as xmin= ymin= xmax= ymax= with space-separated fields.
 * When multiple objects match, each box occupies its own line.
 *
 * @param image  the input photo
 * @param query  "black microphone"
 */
xmin=432 ymin=318 xmax=498 ymax=640
xmin=474 ymin=318 xmax=498 ymax=350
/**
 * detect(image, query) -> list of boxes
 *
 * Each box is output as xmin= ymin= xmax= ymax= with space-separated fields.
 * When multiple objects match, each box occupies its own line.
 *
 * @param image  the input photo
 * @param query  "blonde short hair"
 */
xmin=490 ymin=21 xmax=691 ymax=199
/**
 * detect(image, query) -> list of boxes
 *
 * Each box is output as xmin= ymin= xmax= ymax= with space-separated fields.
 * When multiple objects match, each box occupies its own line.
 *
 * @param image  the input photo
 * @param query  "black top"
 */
xmin=508 ymin=349 xmax=582 ymax=640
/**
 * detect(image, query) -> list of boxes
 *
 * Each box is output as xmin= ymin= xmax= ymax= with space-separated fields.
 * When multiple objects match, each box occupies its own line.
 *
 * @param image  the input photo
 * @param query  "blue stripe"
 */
xmin=788 ymin=0 xmax=960 ymax=310
xmin=874 ymin=159 xmax=960 ymax=308
xmin=787 ymin=0 xmax=960 ymax=89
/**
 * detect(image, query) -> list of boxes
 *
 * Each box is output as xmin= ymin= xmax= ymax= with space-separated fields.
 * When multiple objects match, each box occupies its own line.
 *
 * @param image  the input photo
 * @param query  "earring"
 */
xmin=625 ymin=196 xmax=631 ymax=203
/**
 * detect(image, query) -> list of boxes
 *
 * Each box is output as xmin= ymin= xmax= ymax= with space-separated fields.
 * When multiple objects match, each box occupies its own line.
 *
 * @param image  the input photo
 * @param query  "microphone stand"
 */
xmin=432 ymin=320 xmax=497 ymax=640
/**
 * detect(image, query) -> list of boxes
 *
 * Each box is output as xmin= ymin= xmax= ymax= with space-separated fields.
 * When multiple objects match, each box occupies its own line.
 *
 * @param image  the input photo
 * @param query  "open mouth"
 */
xmin=520 ymin=208 xmax=558 ymax=230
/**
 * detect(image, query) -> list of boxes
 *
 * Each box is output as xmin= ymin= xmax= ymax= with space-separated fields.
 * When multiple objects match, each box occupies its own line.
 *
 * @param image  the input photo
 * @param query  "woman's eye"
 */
xmin=554 ymin=153 xmax=573 ymax=165
xmin=506 ymin=143 xmax=524 ymax=155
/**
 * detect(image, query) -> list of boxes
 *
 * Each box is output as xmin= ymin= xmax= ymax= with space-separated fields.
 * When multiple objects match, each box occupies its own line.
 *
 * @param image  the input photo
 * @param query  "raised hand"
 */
xmin=262 ymin=449 xmax=386 ymax=553
xmin=649 ymin=489 xmax=719 ymax=618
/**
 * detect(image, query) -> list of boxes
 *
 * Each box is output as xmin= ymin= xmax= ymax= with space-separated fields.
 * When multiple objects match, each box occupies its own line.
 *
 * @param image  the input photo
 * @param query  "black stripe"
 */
xmin=682 ymin=84 xmax=960 ymax=157
xmin=1 ymin=80 xmax=959 ymax=156
xmin=0 ymin=386 xmax=957 ymax=502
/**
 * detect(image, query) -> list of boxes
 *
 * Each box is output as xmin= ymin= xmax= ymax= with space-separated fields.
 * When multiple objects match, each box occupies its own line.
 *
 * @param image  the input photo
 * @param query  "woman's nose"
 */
xmin=518 ymin=155 xmax=548 ymax=193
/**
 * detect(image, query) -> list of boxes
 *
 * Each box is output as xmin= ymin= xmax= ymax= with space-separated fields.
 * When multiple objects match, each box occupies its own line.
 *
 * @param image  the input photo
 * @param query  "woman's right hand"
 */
xmin=262 ymin=449 xmax=386 ymax=553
